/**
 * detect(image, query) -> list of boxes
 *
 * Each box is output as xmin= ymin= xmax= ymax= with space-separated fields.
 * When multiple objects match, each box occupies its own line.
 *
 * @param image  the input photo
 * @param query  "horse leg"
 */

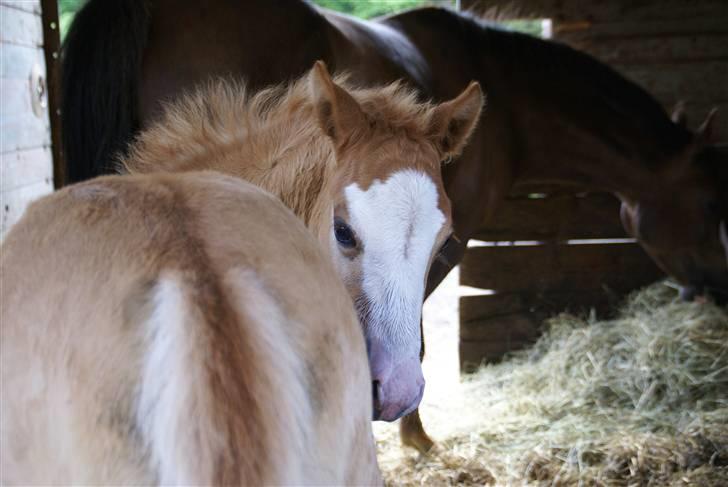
xmin=399 ymin=317 xmax=434 ymax=453
xmin=400 ymin=408 xmax=434 ymax=453
xmin=399 ymin=237 xmax=465 ymax=453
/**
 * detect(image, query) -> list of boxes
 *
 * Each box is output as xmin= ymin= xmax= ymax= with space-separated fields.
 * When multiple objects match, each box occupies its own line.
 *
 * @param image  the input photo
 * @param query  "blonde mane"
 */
xmin=122 ymin=73 xmax=439 ymax=224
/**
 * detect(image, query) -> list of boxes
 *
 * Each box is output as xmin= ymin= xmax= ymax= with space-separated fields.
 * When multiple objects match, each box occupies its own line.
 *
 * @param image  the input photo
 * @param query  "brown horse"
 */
xmin=122 ymin=61 xmax=483 ymax=422
xmin=1 ymin=172 xmax=382 ymax=485
xmin=62 ymin=0 xmax=728 ymax=451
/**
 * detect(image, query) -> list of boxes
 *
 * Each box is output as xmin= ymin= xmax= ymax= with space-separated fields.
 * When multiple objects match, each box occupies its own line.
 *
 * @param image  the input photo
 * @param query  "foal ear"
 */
xmin=308 ymin=60 xmax=366 ymax=147
xmin=428 ymin=81 xmax=484 ymax=159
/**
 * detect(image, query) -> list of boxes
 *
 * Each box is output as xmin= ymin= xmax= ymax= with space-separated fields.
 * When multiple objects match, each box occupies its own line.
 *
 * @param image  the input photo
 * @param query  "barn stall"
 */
xmin=375 ymin=0 xmax=728 ymax=485
xmin=1 ymin=0 xmax=726 ymax=485
xmin=457 ymin=0 xmax=728 ymax=371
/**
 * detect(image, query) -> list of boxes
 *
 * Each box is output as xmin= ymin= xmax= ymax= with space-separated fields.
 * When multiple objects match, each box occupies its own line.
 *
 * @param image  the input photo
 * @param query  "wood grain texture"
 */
xmin=40 ymin=0 xmax=63 ymax=187
xmin=0 ymin=178 xmax=52 ymax=237
xmin=557 ymin=33 xmax=728 ymax=66
xmin=458 ymin=242 xmax=662 ymax=368
xmin=0 ymin=43 xmax=45 ymax=79
xmin=460 ymin=242 xmax=662 ymax=293
xmin=0 ymin=110 xmax=51 ymax=154
xmin=458 ymin=0 xmax=727 ymax=369
xmin=0 ymin=4 xmax=42 ymax=47
xmin=460 ymin=339 xmax=535 ymax=371
xmin=472 ymin=192 xmax=626 ymax=241
xmin=0 ymin=0 xmax=40 ymax=15
xmin=0 ymin=146 xmax=52 ymax=192
xmin=462 ymin=0 xmax=728 ymax=24
xmin=1 ymin=1 xmax=52 ymax=240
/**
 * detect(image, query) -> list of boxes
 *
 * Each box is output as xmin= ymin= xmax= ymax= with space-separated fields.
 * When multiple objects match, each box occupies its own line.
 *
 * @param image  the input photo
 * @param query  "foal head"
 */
xmin=307 ymin=62 xmax=483 ymax=420
xmin=122 ymin=62 xmax=484 ymax=420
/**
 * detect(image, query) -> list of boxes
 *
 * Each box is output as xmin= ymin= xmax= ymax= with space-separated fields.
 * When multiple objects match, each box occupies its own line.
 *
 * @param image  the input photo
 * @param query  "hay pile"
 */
xmin=375 ymin=283 xmax=728 ymax=485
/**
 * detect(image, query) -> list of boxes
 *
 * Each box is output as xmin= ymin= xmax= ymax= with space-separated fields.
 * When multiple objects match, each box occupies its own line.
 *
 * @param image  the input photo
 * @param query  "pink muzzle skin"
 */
xmin=368 ymin=342 xmax=425 ymax=422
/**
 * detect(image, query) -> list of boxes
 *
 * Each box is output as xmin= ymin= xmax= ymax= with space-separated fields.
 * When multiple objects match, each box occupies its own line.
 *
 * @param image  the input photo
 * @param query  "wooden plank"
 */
xmin=0 ymin=43 xmax=45 ymax=79
xmin=551 ymin=18 xmax=728 ymax=39
xmin=558 ymin=33 xmax=728 ymax=66
xmin=0 ymin=0 xmax=40 ymax=14
xmin=459 ymin=339 xmax=534 ymax=371
xmin=464 ymin=0 xmax=728 ymax=24
xmin=460 ymin=241 xmax=663 ymax=293
xmin=459 ymin=301 xmax=545 ymax=342
xmin=0 ymin=112 xmax=50 ymax=153
xmin=472 ymin=192 xmax=626 ymax=241
xmin=40 ymin=0 xmax=63 ymax=188
xmin=0 ymin=146 xmax=52 ymax=192
xmin=459 ymin=289 xmax=614 ymax=326
xmin=457 ymin=282 xmax=648 ymax=370
xmin=0 ymin=78 xmax=35 ymax=117
xmin=613 ymin=61 xmax=728 ymax=105
xmin=0 ymin=178 xmax=51 ymax=239
xmin=0 ymin=4 xmax=42 ymax=47
xmin=459 ymin=287 xmax=625 ymax=341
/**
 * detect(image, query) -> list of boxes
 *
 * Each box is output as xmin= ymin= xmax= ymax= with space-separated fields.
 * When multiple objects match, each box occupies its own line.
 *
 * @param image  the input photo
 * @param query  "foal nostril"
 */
xmin=372 ymin=380 xmax=383 ymax=404
xmin=372 ymin=380 xmax=383 ymax=420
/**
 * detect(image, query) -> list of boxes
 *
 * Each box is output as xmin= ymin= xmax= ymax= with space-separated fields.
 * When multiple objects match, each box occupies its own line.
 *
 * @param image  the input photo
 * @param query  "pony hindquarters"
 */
xmin=0 ymin=172 xmax=381 ymax=486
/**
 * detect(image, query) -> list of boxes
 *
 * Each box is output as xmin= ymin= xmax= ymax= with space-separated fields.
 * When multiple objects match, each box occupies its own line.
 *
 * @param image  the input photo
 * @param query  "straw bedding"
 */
xmin=375 ymin=283 xmax=728 ymax=486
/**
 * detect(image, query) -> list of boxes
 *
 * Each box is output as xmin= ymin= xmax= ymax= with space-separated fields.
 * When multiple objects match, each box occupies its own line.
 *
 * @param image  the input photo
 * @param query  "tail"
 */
xmin=61 ymin=0 xmax=150 ymax=183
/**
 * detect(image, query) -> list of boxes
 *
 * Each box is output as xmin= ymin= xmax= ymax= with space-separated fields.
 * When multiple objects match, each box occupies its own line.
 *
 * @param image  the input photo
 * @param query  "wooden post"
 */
xmin=40 ymin=0 xmax=63 ymax=188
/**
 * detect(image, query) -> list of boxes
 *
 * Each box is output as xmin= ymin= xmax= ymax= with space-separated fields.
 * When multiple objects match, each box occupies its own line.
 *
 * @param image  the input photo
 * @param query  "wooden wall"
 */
xmin=1 ymin=0 xmax=54 ymax=239
xmin=550 ymin=1 xmax=728 ymax=143
xmin=459 ymin=189 xmax=662 ymax=370
xmin=458 ymin=0 xmax=726 ymax=370
xmin=464 ymin=0 xmax=728 ymax=141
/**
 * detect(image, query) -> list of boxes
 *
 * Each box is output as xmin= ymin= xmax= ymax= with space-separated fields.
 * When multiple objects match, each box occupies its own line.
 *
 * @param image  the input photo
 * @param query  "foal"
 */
xmin=124 ymin=61 xmax=484 ymax=421
xmin=1 ymin=172 xmax=382 ymax=485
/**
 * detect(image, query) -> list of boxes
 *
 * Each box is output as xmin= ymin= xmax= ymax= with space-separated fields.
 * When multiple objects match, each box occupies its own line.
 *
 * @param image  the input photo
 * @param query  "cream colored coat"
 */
xmin=1 ymin=171 xmax=382 ymax=485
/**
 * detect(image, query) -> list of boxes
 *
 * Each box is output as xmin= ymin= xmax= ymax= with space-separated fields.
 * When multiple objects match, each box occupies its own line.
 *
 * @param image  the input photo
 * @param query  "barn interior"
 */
xmin=1 ymin=0 xmax=727 ymax=485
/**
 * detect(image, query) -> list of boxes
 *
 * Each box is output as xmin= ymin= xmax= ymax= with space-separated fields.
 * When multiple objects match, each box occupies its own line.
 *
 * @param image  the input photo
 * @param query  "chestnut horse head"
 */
xmin=307 ymin=63 xmax=483 ymax=420
xmin=619 ymin=111 xmax=728 ymax=302
xmin=124 ymin=61 xmax=484 ymax=420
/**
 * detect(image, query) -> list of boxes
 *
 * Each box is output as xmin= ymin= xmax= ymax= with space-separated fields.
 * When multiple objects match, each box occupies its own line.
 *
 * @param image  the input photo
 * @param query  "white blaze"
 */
xmin=344 ymin=169 xmax=445 ymax=356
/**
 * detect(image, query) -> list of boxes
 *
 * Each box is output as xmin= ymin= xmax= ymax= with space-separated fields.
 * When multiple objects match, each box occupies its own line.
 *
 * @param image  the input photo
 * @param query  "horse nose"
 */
xmin=372 ymin=381 xmax=383 ymax=420
xmin=371 ymin=358 xmax=425 ymax=422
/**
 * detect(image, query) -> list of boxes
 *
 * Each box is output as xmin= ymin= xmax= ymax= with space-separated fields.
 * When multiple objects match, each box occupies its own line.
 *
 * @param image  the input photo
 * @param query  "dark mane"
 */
xmin=470 ymin=10 xmax=693 ymax=158
xmin=398 ymin=7 xmax=694 ymax=165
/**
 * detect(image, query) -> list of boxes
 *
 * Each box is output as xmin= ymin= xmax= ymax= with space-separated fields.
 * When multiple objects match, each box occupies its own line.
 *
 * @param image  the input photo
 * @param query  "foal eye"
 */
xmin=334 ymin=218 xmax=357 ymax=248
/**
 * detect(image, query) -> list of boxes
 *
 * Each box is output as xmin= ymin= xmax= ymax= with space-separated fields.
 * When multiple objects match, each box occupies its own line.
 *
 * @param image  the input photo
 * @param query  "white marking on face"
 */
xmin=344 ymin=169 xmax=446 ymax=357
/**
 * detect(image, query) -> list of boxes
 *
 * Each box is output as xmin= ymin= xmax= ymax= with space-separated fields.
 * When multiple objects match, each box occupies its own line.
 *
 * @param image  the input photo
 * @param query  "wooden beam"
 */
xmin=0 ymin=0 xmax=40 ymax=15
xmin=460 ymin=241 xmax=662 ymax=293
xmin=472 ymin=192 xmax=627 ymax=241
xmin=461 ymin=0 xmax=728 ymax=24
xmin=0 ymin=4 xmax=42 ymax=47
xmin=40 ymin=0 xmax=63 ymax=188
